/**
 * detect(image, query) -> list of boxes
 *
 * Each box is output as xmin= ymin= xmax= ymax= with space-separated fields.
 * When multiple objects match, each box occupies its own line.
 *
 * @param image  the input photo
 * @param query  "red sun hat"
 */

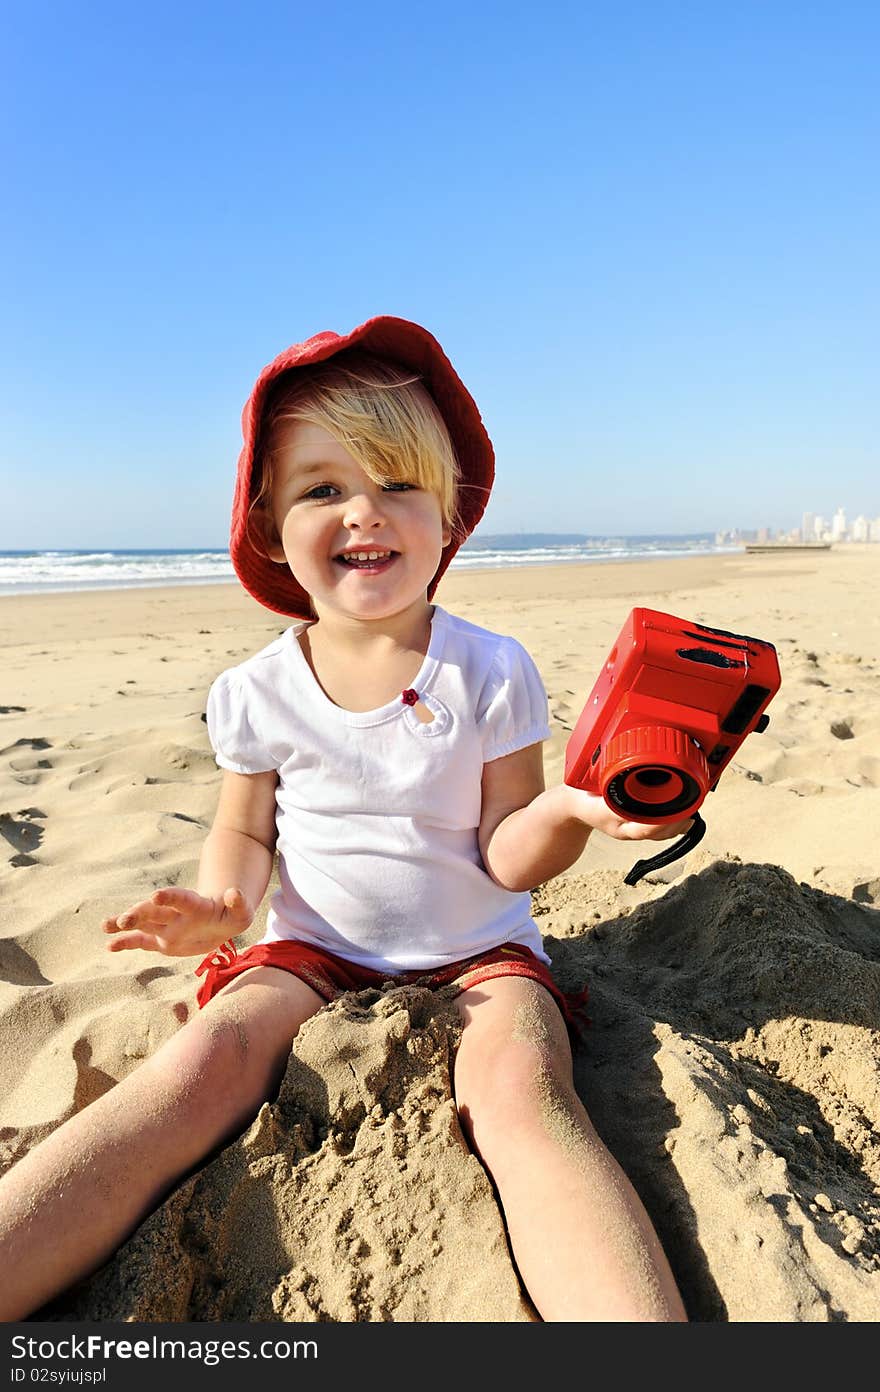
xmin=229 ymin=315 xmax=495 ymax=618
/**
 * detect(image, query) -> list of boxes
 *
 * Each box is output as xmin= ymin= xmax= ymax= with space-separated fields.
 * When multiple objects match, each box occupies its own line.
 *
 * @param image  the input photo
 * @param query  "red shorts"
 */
xmin=195 ymin=938 xmax=588 ymax=1038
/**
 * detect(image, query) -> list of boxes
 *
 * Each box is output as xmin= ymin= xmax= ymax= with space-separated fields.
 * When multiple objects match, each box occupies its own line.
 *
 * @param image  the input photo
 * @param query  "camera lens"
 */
xmin=632 ymin=769 xmax=672 ymax=788
xmin=599 ymin=725 xmax=710 ymax=822
xmin=606 ymin=765 xmax=702 ymax=819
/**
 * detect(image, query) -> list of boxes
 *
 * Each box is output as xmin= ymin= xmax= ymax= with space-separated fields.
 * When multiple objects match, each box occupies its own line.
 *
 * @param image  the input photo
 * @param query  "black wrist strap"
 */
xmin=623 ymin=812 xmax=707 ymax=887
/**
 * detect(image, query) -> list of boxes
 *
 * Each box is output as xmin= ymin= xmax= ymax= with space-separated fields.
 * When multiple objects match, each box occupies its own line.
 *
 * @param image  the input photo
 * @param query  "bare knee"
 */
xmin=167 ymin=1007 xmax=257 ymax=1091
xmin=456 ymin=1031 xmax=578 ymax=1153
xmin=134 ymin=981 xmax=306 ymax=1132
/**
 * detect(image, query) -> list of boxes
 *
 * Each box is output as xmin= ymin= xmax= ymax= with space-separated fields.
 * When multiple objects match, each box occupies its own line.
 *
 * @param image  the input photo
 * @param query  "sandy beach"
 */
xmin=1 ymin=545 xmax=878 ymax=1322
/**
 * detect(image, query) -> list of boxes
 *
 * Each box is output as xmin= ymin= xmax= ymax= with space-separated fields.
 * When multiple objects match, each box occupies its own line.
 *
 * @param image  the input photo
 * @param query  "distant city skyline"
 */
xmin=717 ymin=503 xmax=880 ymax=546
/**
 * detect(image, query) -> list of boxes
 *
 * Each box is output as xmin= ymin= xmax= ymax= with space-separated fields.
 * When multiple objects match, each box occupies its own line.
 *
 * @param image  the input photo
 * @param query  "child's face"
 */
xmin=264 ymin=421 xmax=452 ymax=624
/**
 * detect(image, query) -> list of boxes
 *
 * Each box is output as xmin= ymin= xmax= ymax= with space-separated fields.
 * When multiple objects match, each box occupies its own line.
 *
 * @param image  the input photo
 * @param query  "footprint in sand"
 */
xmin=0 ymin=808 xmax=47 ymax=865
xmin=160 ymin=743 xmax=216 ymax=773
xmin=157 ymin=811 xmax=208 ymax=836
xmin=68 ymin=764 xmax=104 ymax=792
xmin=551 ymin=697 xmax=575 ymax=731
xmin=852 ymin=878 xmax=880 ymax=904
xmin=855 ymin=756 xmax=879 ymax=787
xmin=3 ymin=737 xmax=54 ymax=787
xmin=135 ymin=966 xmax=176 ymax=988
xmin=0 ymin=937 xmax=50 ymax=986
xmin=72 ymin=1038 xmax=117 ymax=1111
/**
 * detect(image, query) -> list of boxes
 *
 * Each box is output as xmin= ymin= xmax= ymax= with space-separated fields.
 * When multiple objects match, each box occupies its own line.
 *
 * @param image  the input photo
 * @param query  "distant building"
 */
xmin=715 ymin=527 xmax=757 ymax=545
xmin=721 ymin=506 xmax=878 ymax=545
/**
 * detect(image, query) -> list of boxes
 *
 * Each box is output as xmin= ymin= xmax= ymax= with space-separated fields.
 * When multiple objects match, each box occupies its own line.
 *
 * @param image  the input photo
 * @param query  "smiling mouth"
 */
xmin=335 ymin=550 xmax=399 ymax=571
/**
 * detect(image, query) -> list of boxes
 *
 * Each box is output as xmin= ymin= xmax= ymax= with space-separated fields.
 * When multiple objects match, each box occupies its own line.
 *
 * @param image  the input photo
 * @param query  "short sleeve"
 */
xmin=476 ymin=637 xmax=552 ymax=762
xmin=206 ymin=669 xmax=277 ymax=774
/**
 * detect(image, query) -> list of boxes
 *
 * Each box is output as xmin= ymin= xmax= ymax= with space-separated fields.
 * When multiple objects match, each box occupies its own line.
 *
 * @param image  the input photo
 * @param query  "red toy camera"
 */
xmin=564 ymin=608 xmax=781 ymax=882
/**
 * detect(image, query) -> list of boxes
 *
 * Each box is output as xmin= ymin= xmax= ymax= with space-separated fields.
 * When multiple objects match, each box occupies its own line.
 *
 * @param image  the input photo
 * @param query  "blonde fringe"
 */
xmin=246 ymin=352 xmax=465 ymax=559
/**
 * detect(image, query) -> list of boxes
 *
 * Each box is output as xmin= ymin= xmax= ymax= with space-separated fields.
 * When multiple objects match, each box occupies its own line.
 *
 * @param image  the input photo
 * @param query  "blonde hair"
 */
xmin=247 ymin=350 xmax=463 ymax=557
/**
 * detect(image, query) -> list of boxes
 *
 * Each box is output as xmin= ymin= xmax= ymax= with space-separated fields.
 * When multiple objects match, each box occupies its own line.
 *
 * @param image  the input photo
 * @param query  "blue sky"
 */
xmin=2 ymin=1 xmax=877 ymax=548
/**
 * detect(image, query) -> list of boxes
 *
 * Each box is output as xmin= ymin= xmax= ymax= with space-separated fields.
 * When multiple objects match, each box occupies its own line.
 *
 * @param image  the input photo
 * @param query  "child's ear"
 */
xmin=441 ymin=525 xmax=452 ymax=548
xmin=255 ymin=505 xmax=286 ymax=563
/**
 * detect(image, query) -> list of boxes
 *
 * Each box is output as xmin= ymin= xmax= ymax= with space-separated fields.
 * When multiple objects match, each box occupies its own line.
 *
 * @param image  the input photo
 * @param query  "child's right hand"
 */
xmin=102 ymin=887 xmax=253 ymax=957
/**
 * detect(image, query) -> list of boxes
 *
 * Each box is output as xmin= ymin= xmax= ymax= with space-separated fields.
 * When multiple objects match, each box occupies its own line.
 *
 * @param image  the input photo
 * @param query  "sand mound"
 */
xmin=36 ymin=860 xmax=880 ymax=1323
xmin=40 ymin=986 xmax=533 ymax=1323
xmin=545 ymin=859 xmax=880 ymax=1321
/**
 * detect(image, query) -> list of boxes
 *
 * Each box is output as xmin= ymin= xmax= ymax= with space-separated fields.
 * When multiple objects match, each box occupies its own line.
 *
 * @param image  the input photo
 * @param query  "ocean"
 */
xmin=0 ymin=535 xmax=736 ymax=597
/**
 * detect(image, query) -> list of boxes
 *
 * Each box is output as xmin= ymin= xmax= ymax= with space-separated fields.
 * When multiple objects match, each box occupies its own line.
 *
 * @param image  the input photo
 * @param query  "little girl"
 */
xmin=0 ymin=316 xmax=687 ymax=1322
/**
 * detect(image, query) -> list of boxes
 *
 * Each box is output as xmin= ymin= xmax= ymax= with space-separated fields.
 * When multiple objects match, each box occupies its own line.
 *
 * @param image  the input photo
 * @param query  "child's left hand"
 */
xmin=567 ymin=789 xmax=694 ymax=842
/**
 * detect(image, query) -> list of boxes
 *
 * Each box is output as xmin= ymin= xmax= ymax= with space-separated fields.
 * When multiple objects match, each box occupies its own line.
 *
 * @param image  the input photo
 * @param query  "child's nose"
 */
xmin=342 ymin=491 xmax=387 ymax=530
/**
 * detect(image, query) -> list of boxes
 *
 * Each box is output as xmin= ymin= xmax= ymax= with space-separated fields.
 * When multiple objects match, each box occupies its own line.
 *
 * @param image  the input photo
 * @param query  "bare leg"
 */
xmin=454 ymin=976 xmax=687 ymax=1322
xmin=0 ymin=967 xmax=324 ymax=1321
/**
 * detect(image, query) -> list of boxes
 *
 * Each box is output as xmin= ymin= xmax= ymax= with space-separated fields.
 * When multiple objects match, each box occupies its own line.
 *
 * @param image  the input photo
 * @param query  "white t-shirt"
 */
xmin=206 ymin=604 xmax=552 ymax=972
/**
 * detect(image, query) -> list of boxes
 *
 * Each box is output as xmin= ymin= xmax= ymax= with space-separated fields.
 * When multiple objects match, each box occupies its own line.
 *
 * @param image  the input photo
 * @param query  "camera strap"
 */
xmin=623 ymin=812 xmax=707 ymax=887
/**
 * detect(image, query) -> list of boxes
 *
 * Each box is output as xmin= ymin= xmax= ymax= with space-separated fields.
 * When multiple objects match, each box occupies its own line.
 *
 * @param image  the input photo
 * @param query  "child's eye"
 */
xmin=301 ymin=481 xmax=416 ymax=500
